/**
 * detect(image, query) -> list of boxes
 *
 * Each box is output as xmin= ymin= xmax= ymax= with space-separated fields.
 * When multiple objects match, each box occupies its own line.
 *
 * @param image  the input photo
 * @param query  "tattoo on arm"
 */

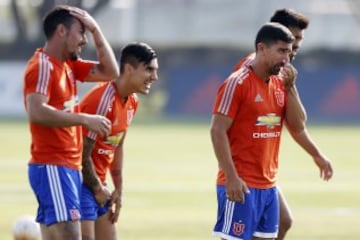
xmin=82 ymin=137 xmax=100 ymax=190
xmin=89 ymin=65 xmax=97 ymax=76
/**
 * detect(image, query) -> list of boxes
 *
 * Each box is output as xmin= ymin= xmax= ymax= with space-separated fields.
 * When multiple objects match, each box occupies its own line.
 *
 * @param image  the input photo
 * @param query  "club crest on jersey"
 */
xmin=255 ymin=113 xmax=281 ymax=129
xmin=275 ymin=88 xmax=285 ymax=107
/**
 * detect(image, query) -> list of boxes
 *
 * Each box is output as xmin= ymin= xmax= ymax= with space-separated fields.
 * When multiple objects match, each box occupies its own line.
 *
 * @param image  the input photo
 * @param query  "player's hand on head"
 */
xmin=83 ymin=114 xmax=111 ymax=138
xmin=313 ymin=154 xmax=333 ymax=181
xmin=280 ymin=63 xmax=298 ymax=90
xmin=67 ymin=6 xmax=99 ymax=33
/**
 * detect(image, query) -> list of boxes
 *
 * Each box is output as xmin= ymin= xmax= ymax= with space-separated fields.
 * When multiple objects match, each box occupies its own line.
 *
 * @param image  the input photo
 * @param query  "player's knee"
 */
xmin=55 ymin=221 xmax=81 ymax=240
xmin=280 ymin=214 xmax=293 ymax=231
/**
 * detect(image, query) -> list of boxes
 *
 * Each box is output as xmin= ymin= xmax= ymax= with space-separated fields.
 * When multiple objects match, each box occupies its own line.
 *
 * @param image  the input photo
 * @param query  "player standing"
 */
xmin=234 ymin=9 xmax=333 ymax=239
xmin=23 ymin=5 xmax=118 ymax=240
xmin=211 ymin=22 xmax=294 ymax=240
xmin=80 ymin=42 xmax=159 ymax=240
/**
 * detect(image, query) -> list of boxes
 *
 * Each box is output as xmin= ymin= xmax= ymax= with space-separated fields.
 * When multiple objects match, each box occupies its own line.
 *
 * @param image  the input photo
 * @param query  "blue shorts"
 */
xmin=28 ymin=164 xmax=82 ymax=226
xmin=81 ymin=185 xmax=110 ymax=221
xmin=213 ymin=185 xmax=279 ymax=240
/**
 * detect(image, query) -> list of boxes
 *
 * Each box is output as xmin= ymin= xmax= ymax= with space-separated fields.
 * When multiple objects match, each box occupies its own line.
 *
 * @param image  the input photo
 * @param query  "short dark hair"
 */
xmin=270 ymin=8 xmax=309 ymax=30
xmin=119 ymin=42 xmax=157 ymax=73
xmin=43 ymin=6 xmax=75 ymax=39
xmin=255 ymin=22 xmax=294 ymax=50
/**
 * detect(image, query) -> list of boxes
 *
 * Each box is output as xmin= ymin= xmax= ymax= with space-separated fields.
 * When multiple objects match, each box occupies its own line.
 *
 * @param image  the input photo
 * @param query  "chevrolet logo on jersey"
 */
xmin=255 ymin=113 xmax=281 ymax=129
xmin=104 ymin=131 xmax=125 ymax=146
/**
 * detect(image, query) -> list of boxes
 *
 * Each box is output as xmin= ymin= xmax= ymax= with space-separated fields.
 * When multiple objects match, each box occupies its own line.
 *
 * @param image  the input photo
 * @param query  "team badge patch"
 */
xmin=69 ymin=209 xmax=81 ymax=221
xmin=233 ymin=222 xmax=246 ymax=236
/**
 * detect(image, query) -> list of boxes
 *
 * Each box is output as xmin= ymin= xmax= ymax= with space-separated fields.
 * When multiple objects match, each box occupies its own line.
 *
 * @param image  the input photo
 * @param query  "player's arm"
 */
xmin=281 ymin=63 xmax=307 ymax=132
xmin=26 ymin=93 xmax=110 ymax=137
xmin=82 ymin=136 xmax=111 ymax=205
xmin=285 ymin=85 xmax=307 ymax=131
xmin=284 ymin=95 xmax=333 ymax=181
xmin=109 ymin=132 xmax=126 ymax=223
xmin=210 ymin=114 xmax=249 ymax=202
xmin=282 ymin=64 xmax=333 ymax=181
xmin=68 ymin=6 xmax=119 ymax=81
xmin=285 ymin=125 xmax=333 ymax=181
xmin=82 ymin=136 xmax=100 ymax=190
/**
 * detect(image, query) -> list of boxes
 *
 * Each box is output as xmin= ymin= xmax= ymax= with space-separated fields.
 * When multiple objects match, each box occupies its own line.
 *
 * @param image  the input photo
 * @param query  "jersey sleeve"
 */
xmin=212 ymin=69 xmax=248 ymax=119
xmin=80 ymin=83 xmax=115 ymax=140
xmin=68 ymin=59 xmax=96 ymax=82
xmin=24 ymin=56 xmax=52 ymax=99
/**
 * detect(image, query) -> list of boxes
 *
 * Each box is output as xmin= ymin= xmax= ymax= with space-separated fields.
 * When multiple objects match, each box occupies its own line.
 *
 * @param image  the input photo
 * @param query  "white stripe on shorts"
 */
xmin=222 ymin=199 xmax=235 ymax=234
xmin=46 ymin=165 xmax=68 ymax=222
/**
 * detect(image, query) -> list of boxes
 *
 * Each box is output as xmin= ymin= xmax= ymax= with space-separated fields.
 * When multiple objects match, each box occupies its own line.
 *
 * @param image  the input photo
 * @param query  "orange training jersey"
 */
xmin=80 ymin=82 xmax=138 ymax=183
xmin=213 ymin=65 xmax=287 ymax=189
xmin=23 ymin=48 xmax=94 ymax=169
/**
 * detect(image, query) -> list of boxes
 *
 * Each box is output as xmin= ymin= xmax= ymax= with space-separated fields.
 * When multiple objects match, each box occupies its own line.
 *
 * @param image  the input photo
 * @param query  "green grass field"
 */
xmin=1 ymin=120 xmax=359 ymax=240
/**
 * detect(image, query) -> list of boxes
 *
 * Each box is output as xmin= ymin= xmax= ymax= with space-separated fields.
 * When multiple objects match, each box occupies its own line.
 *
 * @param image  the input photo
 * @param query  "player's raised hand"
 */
xmin=313 ymin=154 xmax=333 ymax=181
xmin=280 ymin=63 xmax=298 ymax=90
xmin=65 ymin=5 xmax=99 ymax=33
xmin=82 ymin=113 xmax=111 ymax=138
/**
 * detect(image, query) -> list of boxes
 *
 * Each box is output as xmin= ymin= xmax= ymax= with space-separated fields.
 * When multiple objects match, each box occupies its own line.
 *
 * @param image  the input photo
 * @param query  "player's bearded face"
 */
xmin=267 ymin=53 xmax=285 ymax=75
xmin=265 ymin=43 xmax=290 ymax=76
xmin=69 ymin=51 xmax=78 ymax=61
xmin=67 ymin=41 xmax=86 ymax=61
xmin=269 ymin=62 xmax=284 ymax=75
xmin=66 ymin=21 xmax=87 ymax=61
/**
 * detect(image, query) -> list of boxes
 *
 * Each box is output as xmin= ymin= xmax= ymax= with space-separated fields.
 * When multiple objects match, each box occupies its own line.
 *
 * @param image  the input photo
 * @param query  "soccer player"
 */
xmin=80 ymin=42 xmax=159 ymax=240
xmin=234 ymin=9 xmax=333 ymax=239
xmin=211 ymin=22 xmax=296 ymax=240
xmin=23 ymin=5 xmax=119 ymax=240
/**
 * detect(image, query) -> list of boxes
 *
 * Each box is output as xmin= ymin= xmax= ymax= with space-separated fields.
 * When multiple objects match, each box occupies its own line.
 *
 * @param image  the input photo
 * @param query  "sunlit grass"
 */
xmin=0 ymin=121 xmax=359 ymax=239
